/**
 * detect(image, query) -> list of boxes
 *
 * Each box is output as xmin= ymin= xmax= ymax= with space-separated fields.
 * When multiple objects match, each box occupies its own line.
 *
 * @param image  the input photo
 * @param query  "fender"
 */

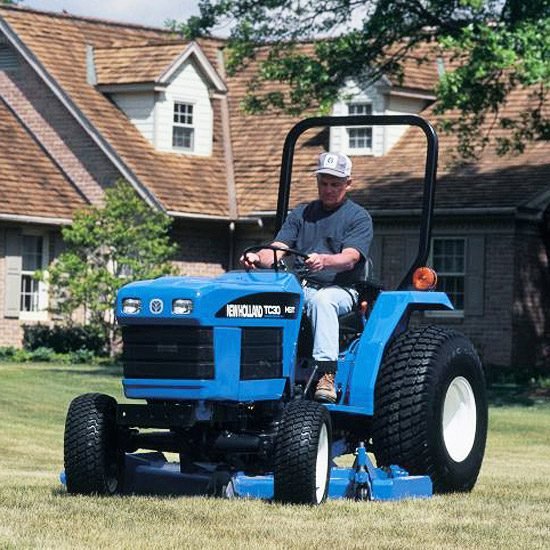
xmin=330 ymin=291 xmax=453 ymax=415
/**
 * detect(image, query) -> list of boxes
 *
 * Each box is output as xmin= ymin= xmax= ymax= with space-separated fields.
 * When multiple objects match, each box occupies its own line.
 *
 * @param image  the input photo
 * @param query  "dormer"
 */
xmin=94 ymin=41 xmax=226 ymax=157
xmin=330 ymin=51 xmax=439 ymax=156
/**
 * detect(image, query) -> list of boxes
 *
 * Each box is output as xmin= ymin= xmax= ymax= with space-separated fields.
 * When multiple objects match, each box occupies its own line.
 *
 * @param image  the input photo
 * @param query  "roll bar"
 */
xmin=275 ymin=115 xmax=438 ymax=290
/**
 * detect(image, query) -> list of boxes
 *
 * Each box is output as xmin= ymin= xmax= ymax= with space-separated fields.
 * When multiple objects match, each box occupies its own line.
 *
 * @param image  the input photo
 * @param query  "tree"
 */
xmin=45 ymin=181 xmax=178 ymax=356
xmin=180 ymin=0 xmax=549 ymax=161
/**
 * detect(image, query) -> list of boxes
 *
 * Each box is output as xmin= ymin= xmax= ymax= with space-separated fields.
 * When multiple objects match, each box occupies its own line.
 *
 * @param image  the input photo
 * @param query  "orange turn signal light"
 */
xmin=412 ymin=267 xmax=438 ymax=290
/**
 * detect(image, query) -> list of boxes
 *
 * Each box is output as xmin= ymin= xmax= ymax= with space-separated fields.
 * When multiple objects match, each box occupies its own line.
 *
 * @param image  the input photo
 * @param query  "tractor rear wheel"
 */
xmin=372 ymin=326 xmax=487 ymax=493
xmin=64 ymin=393 xmax=123 ymax=495
xmin=273 ymin=400 xmax=332 ymax=504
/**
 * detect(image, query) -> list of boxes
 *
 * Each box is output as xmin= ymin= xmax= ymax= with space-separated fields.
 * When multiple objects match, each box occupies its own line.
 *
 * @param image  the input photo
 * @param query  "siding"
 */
xmin=155 ymin=59 xmax=213 ymax=156
xmin=385 ymin=95 xmax=428 ymax=151
xmin=111 ymin=91 xmax=155 ymax=143
xmin=330 ymin=83 xmax=427 ymax=156
xmin=330 ymin=81 xmax=386 ymax=157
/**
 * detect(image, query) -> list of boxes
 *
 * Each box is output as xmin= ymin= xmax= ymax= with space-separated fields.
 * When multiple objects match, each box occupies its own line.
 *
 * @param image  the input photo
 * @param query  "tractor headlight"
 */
xmin=122 ymin=298 xmax=141 ymax=314
xmin=172 ymin=298 xmax=193 ymax=315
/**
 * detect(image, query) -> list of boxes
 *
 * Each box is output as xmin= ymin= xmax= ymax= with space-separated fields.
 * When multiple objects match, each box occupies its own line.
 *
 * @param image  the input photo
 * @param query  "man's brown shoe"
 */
xmin=314 ymin=373 xmax=336 ymax=403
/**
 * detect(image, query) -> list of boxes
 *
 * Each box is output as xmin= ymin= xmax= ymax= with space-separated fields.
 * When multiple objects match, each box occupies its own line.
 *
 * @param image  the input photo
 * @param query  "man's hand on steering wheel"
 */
xmin=240 ymin=243 xmax=308 ymax=271
xmin=304 ymin=252 xmax=326 ymax=273
xmin=240 ymin=251 xmax=261 ymax=269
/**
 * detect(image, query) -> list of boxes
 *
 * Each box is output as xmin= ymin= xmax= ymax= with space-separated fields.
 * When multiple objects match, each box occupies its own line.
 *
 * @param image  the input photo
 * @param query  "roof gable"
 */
xmin=95 ymin=40 xmax=226 ymax=92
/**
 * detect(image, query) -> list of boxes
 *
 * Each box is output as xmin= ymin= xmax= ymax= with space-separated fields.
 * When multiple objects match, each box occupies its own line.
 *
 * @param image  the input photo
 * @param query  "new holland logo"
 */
xmin=149 ymin=298 xmax=163 ymax=314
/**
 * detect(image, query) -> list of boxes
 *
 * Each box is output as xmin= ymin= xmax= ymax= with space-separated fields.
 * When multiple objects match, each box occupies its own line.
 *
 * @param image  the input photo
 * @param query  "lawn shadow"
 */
xmin=487 ymin=385 xmax=544 ymax=407
xmin=49 ymin=365 xmax=123 ymax=378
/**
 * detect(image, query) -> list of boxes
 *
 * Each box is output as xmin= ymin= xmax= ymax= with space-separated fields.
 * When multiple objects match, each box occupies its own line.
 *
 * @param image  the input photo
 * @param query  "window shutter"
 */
xmin=368 ymin=236 xmax=383 ymax=280
xmin=4 ymin=228 xmax=22 ymax=318
xmin=405 ymin=234 xmax=419 ymax=267
xmin=48 ymin=230 xmax=65 ymax=261
xmin=464 ymin=235 xmax=485 ymax=316
xmin=48 ymin=231 xmax=64 ymax=320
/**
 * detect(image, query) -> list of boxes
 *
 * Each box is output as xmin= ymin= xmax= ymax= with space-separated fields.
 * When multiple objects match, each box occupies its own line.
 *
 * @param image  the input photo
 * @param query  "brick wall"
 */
xmin=512 ymin=218 xmax=550 ymax=376
xmin=8 ymin=53 xmax=121 ymax=190
xmin=376 ymin=217 xmax=516 ymax=368
xmin=170 ymin=219 xmax=229 ymax=276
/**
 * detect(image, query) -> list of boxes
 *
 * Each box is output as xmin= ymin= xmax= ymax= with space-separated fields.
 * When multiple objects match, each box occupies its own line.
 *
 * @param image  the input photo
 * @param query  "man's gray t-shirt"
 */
xmin=275 ymin=198 xmax=373 ymax=286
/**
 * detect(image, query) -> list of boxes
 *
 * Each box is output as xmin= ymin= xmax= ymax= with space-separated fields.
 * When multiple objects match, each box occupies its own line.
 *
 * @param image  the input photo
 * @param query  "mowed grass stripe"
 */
xmin=0 ymin=363 xmax=549 ymax=549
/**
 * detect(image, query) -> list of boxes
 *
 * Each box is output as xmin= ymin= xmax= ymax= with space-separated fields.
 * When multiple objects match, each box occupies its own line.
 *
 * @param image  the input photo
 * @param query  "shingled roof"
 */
xmin=0 ymin=6 xmax=230 ymax=219
xmin=0 ymin=5 xmax=548 ymax=224
xmin=226 ymin=55 xmax=550 ymax=217
xmin=95 ymin=42 xmax=189 ymax=85
xmin=0 ymin=98 xmax=86 ymax=220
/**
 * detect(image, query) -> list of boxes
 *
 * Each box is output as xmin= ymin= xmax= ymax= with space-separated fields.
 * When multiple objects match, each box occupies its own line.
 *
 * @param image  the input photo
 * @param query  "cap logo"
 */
xmin=323 ymin=154 xmax=338 ymax=168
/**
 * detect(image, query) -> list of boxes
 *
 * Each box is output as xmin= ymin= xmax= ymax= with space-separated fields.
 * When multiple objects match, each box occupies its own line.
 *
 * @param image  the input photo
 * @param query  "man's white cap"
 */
xmin=316 ymin=152 xmax=352 ymax=178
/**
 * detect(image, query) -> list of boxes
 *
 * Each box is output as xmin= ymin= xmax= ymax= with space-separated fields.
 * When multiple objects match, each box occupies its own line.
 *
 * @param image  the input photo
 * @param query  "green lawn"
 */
xmin=0 ymin=363 xmax=549 ymax=549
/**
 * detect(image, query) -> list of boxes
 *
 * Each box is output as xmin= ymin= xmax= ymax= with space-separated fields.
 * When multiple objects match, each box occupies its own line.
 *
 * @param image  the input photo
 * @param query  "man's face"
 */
xmin=317 ymin=174 xmax=351 ymax=210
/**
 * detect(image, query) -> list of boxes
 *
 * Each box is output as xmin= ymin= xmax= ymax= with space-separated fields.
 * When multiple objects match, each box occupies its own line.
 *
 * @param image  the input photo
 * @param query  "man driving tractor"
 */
xmin=241 ymin=152 xmax=373 ymax=402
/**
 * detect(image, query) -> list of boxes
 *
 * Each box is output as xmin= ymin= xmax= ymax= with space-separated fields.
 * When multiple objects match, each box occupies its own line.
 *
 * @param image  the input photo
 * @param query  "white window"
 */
xmin=347 ymin=103 xmax=372 ymax=152
xmin=431 ymin=238 xmax=466 ymax=310
xmin=172 ymin=101 xmax=194 ymax=151
xmin=20 ymin=234 xmax=48 ymax=318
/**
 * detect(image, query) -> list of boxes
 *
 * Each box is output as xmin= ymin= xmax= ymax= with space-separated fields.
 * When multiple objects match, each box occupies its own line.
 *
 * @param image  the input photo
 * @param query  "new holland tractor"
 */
xmin=63 ymin=115 xmax=488 ymax=504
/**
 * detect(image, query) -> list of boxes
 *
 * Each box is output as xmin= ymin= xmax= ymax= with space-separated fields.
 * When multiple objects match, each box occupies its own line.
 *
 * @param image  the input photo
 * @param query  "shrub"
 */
xmin=29 ymin=347 xmax=56 ymax=362
xmin=68 ymin=349 xmax=96 ymax=364
xmin=12 ymin=348 xmax=32 ymax=362
xmin=23 ymin=324 xmax=106 ymax=355
xmin=0 ymin=346 xmax=16 ymax=360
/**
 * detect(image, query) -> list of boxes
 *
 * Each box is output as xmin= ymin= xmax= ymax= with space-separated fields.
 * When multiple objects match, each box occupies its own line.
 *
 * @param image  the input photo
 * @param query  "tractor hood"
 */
xmin=116 ymin=270 xmax=303 ymax=326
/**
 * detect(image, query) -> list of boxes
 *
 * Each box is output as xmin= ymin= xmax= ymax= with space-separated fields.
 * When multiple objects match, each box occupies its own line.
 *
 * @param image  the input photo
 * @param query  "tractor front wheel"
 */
xmin=372 ymin=326 xmax=488 ymax=493
xmin=64 ymin=393 xmax=123 ymax=495
xmin=273 ymin=400 xmax=332 ymax=504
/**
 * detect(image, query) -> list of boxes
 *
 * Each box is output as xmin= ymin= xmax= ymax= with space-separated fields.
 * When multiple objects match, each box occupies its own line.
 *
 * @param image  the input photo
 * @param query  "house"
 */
xmin=0 ymin=5 xmax=548 ymax=376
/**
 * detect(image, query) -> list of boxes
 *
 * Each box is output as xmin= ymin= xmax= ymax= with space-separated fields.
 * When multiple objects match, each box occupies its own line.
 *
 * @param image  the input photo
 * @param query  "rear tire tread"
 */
xmin=372 ymin=325 xmax=487 ymax=493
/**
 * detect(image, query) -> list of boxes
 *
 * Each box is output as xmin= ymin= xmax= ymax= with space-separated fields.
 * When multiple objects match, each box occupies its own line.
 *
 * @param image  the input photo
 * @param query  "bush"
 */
xmin=68 ymin=349 xmax=96 ymax=364
xmin=0 ymin=346 xmax=113 ymax=365
xmin=23 ymin=324 xmax=106 ymax=355
xmin=29 ymin=347 xmax=56 ymax=362
xmin=12 ymin=348 xmax=32 ymax=362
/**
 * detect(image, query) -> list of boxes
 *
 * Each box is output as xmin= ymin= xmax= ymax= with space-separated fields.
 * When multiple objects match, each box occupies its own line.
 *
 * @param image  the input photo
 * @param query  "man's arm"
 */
xmin=305 ymin=248 xmax=360 ymax=273
xmin=240 ymin=241 xmax=289 ymax=269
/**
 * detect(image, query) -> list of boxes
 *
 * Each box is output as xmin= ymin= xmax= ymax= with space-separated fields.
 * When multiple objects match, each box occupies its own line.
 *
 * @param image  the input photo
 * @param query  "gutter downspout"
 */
xmin=216 ymin=48 xmax=239 ymax=269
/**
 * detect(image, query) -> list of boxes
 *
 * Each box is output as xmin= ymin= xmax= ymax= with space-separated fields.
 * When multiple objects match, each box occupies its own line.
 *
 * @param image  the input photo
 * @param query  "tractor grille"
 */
xmin=122 ymin=325 xmax=214 ymax=379
xmin=240 ymin=328 xmax=283 ymax=380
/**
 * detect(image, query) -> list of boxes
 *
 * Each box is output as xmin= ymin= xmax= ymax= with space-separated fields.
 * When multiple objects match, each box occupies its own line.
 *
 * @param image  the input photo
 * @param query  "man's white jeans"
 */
xmin=302 ymin=285 xmax=358 ymax=365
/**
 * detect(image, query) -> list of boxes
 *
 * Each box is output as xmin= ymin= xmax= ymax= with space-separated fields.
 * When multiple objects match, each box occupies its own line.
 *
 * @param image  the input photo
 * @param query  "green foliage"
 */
xmin=0 ymin=346 xmax=113 ymax=365
xmin=23 ymin=324 xmax=105 ymax=355
xmin=45 ymin=181 xmax=178 ymax=354
xmin=179 ymin=0 xmax=550 ymax=160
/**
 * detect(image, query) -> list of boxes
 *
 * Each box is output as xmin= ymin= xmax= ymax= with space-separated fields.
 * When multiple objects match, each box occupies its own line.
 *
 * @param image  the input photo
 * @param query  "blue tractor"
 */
xmin=63 ymin=115 xmax=488 ymax=504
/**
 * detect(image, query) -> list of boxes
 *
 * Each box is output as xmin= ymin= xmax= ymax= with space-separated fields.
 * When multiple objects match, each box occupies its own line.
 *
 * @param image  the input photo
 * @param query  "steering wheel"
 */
xmin=242 ymin=244 xmax=309 ymax=273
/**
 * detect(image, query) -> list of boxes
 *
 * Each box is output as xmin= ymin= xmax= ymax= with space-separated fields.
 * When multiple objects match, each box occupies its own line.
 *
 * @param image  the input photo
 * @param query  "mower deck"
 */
xmin=61 ymin=445 xmax=432 ymax=501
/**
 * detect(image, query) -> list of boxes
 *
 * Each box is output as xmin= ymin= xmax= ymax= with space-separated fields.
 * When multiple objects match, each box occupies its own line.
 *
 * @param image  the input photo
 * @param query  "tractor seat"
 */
xmin=338 ymin=278 xmax=384 ymax=335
